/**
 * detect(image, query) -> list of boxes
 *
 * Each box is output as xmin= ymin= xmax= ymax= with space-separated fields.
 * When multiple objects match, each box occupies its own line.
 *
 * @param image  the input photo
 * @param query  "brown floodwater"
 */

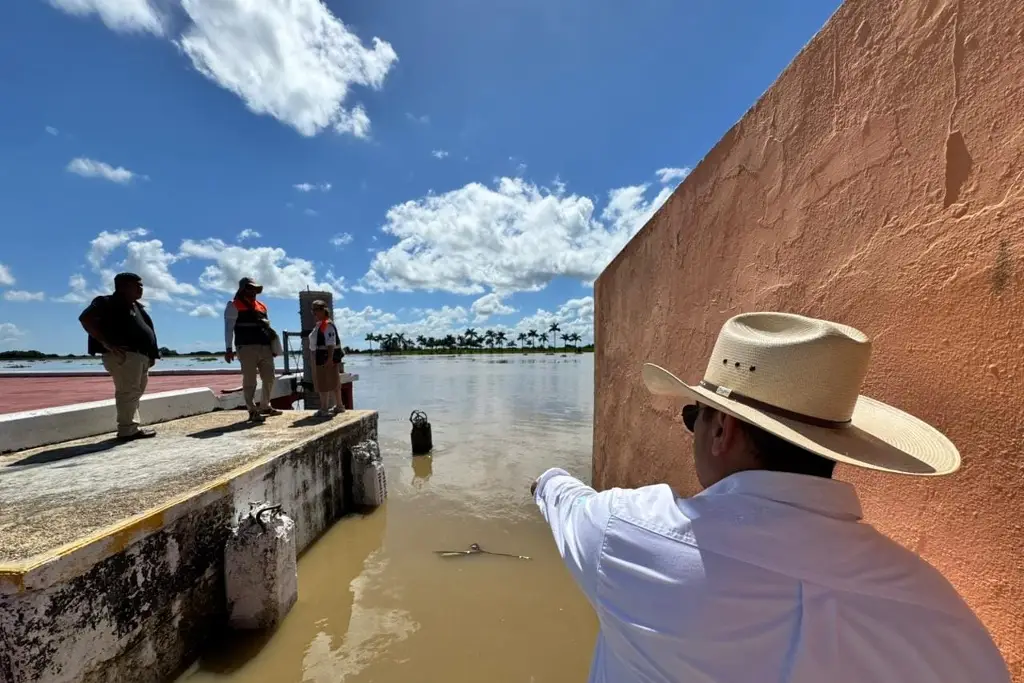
xmin=176 ymin=353 xmax=598 ymax=682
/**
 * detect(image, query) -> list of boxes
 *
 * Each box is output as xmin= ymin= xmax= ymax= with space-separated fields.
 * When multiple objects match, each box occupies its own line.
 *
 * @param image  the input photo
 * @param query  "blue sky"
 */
xmin=0 ymin=0 xmax=841 ymax=354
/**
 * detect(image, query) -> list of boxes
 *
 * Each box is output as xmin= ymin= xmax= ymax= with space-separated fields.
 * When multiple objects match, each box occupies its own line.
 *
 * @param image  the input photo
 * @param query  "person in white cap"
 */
xmin=532 ymin=312 xmax=1009 ymax=683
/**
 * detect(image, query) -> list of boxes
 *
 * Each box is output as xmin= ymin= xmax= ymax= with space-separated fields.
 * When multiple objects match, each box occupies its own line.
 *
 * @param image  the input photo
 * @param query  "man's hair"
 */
xmin=113 ymin=272 xmax=141 ymax=288
xmin=311 ymin=299 xmax=328 ymax=311
xmin=740 ymin=421 xmax=836 ymax=478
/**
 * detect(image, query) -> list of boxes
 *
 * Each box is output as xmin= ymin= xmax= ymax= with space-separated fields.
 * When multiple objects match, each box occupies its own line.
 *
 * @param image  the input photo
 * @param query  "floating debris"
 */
xmin=434 ymin=543 xmax=531 ymax=560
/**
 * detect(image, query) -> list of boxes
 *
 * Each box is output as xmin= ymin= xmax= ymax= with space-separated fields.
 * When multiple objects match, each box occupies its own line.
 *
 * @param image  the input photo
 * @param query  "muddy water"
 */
xmin=177 ymin=354 xmax=598 ymax=682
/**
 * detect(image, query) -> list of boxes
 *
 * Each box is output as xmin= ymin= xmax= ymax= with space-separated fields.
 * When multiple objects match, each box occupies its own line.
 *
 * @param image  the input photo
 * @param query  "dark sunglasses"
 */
xmin=681 ymin=403 xmax=701 ymax=432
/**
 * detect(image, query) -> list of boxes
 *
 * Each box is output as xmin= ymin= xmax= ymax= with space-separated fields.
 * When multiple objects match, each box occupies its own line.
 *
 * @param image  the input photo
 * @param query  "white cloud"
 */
xmin=45 ymin=126 xmax=59 ymax=136
xmin=470 ymin=293 xmax=516 ymax=322
xmin=294 ymin=182 xmax=332 ymax=193
xmin=54 ymin=273 xmax=96 ymax=304
xmin=330 ymin=232 xmax=353 ymax=248
xmin=406 ymin=113 xmax=429 ymax=125
xmin=304 ymin=208 xmax=319 ymax=217
xmin=236 ymin=229 xmax=261 ymax=242
xmin=88 ymin=228 xmax=147 ymax=268
xmin=177 ymin=0 xmax=397 ymax=137
xmin=47 ymin=0 xmax=165 ymax=35
xmin=66 ymin=157 xmax=142 ymax=184
xmin=4 ymin=291 xmax=45 ymax=302
xmin=431 ymin=150 xmax=449 ymax=159
xmin=655 ymin=167 xmax=691 ymax=184
xmin=178 ymin=238 xmax=342 ymax=298
xmin=189 ymin=304 xmax=218 ymax=318
xmin=513 ymin=296 xmax=594 ymax=342
xmin=361 ymin=173 xmax=674 ymax=295
xmin=0 ymin=322 xmax=25 ymax=345
xmin=0 ymin=264 xmax=14 ymax=286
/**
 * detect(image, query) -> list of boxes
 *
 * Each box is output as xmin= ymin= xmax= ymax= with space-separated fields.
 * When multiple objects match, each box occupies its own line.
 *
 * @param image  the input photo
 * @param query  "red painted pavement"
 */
xmin=0 ymin=374 xmax=246 ymax=413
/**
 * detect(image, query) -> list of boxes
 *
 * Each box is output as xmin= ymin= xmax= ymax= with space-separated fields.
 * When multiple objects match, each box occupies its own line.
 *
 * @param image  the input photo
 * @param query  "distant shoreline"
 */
xmin=0 ymin=347 xmax=593 ymax=362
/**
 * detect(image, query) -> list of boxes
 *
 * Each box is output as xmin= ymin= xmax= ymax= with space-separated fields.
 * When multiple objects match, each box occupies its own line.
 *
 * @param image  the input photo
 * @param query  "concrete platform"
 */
xmin=0 ymin=409 xmax=379 ymax=683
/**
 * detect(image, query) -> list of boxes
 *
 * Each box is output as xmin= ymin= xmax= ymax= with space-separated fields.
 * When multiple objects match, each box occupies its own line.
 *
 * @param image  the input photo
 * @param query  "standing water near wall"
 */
xmin=176 ymin=353 xmax=597 ymax=683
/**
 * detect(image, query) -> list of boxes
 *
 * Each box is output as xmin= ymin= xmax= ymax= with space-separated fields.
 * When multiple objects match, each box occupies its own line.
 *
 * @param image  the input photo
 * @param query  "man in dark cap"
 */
xmin=223 ymin=277 xmax=281 ymax=423
xmin=78 ymin=272 xmax=160 ymax=440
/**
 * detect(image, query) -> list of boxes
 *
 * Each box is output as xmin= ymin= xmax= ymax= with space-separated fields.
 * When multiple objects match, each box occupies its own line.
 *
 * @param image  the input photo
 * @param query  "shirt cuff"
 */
xmin=534 ymin=467 xmax=573 ymax=501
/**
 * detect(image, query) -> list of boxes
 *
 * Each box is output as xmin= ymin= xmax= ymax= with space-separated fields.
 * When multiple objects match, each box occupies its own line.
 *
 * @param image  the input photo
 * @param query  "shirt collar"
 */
xmin=697 ymin=469 xmax=863 ymax=521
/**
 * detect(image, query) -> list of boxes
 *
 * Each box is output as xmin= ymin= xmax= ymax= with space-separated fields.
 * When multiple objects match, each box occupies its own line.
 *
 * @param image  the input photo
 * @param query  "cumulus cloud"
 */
xmin=178 ymin=238 xmax=342 ymax=298
xmin=177 ymin=0 xmax=397 ymax=137
xmin=470 ymin=293 xmax=516 ymax=322
xmin=236 ymin=229 xmax=261 ymax=242
xmin=655 ymin=167 xmax=692 ymax=184
xmin=189 ymin=304 xmax=218 ymax=318
xmin=66 ymin=157 xmax=142 ymax=184
xmin=330 ymin=232 xmax=353 ymax=248
xmin=294 ymin=182 xmax=332 ymax=193
xmin=49 ymin=0 xmax=397 ymax=138
xmin=0 ymin=322 xmax=25 ymax=345
xmin=47 ymin=0 xmax=165 ymax=35
xmin=360 ymin=173 xmax=674 ymax=295
xmin=0 ymin=264 xmax=14 ymax=286
xmin=4 ymin=291 xmax=45 ymax=302
xmin=431 ymin=150 xmax=449 ymax=159
xmin=54 ymin=274 xmax=97 ymax=304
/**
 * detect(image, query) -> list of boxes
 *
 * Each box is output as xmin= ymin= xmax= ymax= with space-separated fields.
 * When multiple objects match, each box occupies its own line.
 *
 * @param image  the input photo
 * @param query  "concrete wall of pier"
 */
xmin=0 ymin=413 xmax=378 ymax=683
xmin=593 ymin=0 xmax=1023 ymax=677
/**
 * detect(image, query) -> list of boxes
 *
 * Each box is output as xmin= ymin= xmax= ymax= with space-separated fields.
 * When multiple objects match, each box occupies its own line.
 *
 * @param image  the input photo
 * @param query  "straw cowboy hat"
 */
xmin=642 ymin=312 xmax=960 ymax=476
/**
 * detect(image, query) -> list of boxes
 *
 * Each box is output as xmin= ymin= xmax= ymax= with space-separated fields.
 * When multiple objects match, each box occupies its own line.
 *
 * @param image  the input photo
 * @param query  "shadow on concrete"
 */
xmin=287 ymin=414 xmax=334 ymax=429
xmin=7 ymin=438 xmax=121 ymax=467
xmin=187 ymin=420 xmax=261 ymax=439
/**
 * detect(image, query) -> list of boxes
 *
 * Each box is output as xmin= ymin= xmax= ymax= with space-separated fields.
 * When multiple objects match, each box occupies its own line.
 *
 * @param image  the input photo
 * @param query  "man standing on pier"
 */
xmin=223 ymin=277 xmax=281 ymax=423
xmin=78 ymin=272 xmax=159 ymax=441
xmin=532 ymin=312 xmax=1009 ymax=682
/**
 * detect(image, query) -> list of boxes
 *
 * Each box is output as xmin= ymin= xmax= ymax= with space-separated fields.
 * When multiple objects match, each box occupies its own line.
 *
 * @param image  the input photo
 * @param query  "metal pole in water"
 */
xmin=410 ymin=410 xmax=433 ymax=455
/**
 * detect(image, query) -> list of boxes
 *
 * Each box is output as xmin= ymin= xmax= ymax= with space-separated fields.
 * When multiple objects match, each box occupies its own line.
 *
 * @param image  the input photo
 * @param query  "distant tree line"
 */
xmin=0 ymin=348 xmax=219 ymax=361
xmin=358 ymin=325 xmax=587 ymax=355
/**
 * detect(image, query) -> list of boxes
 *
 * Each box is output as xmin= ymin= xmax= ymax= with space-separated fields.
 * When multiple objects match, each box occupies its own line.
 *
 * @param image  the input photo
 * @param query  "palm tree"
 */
xmin=416 ymin=335 xmax=427 ymax=351
xmin=527 ymin=329 xmax=538 ymax=349
xmin=506 ymin=339 xmax=516 ymax=350
xmin=484 ymin=329 xmax=496 ymax=352
xmin=548 ymin=322 xmax=561 ymax=351
xmin=561 ymin=333 xmax=570 ymax=351
xmin=540 ymin=332 xmax=549 ymax=349
xmin=495 ymin=330 xmax=507 ymax=352
xmin=516 ymin=332 xmax=527 ymax=351
xmin=365 ymin=332 xmax=376 ymax=354
xmin=569 ymin=332 xmax=581 ymax=351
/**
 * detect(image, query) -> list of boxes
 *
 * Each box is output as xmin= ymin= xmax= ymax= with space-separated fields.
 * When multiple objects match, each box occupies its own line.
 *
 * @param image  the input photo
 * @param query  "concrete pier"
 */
xmin=0 ymin=409 xmax=378 ymax=683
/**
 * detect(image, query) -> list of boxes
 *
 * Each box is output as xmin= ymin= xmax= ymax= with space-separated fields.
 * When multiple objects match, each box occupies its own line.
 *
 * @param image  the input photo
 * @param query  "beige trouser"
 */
xmin=237 ymin=344 xmax=276 ymax=412
xmin=102 ymin=351 xmax=150 ymax=437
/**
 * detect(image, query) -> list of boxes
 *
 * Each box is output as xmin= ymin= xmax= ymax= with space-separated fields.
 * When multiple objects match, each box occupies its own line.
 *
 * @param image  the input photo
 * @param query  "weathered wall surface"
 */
xmin=0 ymin=413 xmax=378 ymax=683
xmin=594 ymin=0 xmax=1023 ymax=676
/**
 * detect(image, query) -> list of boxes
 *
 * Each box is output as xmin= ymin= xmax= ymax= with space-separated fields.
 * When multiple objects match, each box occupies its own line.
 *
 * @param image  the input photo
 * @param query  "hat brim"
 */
xmin=642 ymin=363 xmax=960 ymax=476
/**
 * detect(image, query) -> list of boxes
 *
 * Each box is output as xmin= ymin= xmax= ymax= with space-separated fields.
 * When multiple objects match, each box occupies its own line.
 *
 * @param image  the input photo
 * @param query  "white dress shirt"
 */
xmin=534 ymin=468 xmax=1009 ymax=683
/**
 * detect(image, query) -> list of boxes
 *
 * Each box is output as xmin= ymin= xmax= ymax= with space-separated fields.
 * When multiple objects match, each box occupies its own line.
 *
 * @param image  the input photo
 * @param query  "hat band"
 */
xmin=698 ymin=380 xmax=852 ymax=429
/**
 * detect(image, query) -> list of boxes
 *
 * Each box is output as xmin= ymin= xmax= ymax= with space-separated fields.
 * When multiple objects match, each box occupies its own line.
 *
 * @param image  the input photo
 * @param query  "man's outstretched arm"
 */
xmin=533 ymin=468 xmax=615 ymax=600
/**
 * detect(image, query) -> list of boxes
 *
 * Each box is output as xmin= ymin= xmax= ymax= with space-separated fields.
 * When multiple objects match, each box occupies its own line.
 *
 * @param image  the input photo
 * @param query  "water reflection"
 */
xmin=178 ymin=354 xmax=597 ymax=683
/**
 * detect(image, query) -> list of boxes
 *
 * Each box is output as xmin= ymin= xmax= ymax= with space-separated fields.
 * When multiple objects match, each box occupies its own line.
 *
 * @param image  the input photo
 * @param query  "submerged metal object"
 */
xmin=434 ymin=543 xmax=531 ymax=560
xmin=411 ymin=410 xmax=433 ymax=455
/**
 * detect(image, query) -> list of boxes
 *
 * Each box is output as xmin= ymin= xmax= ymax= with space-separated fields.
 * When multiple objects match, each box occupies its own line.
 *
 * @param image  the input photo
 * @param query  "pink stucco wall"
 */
xmin=593 ymin=0 xmax=1023 ymax=676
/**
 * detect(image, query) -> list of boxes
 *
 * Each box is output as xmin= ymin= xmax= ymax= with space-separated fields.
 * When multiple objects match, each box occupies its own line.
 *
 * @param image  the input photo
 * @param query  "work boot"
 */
xmin=247 ymin=410 xmax=266 ymax=423
xmin=117 ymin=428 xmax=156 ymax=441
xmin=260 ymin=407 xmax=283 ymax=417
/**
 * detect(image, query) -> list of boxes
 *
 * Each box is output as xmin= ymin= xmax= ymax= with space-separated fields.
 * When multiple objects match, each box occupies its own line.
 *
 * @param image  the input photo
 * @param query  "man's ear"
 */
xmin=710 ymin=412 xmax=744 ymax=457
